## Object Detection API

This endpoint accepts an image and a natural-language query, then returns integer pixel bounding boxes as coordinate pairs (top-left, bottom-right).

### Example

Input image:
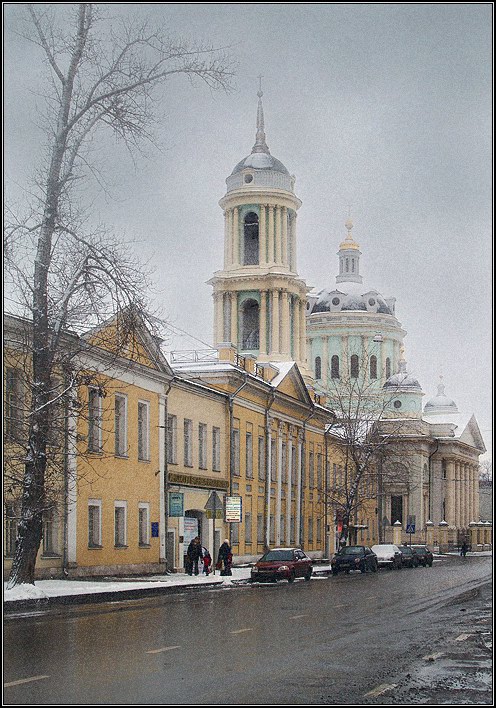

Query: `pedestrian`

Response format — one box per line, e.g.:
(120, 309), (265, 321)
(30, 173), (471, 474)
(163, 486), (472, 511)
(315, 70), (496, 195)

(201, 546), (212, 575)
(186, 536), (203, 576)
(460, 540), (468, 557)
(217, 538), (232, 576)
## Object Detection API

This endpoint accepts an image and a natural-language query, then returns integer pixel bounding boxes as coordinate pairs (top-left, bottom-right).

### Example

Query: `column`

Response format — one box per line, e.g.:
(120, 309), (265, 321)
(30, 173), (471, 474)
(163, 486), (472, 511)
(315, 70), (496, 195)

(299, 299), (306, 364)
(232, 207), (239, 266)
(446, 459), (456, 526)
(286, 437), (293, 544)
(296, 433), (302, 546)
(460, 464), (466, 528)
(468, 465), (474, 523)
(230, 292), (238, 347)
(281, 206), (288, 266)
(275, 206), (282, 264)
(473, 465), (479, 522)
(259, 290), (267, 355)
(268, 206), (275, 264)
(455, 461), (461, 528)
(223, 210), (229, 268)
(321, 336), (329, 388)
(293, 296), (300, 361)
(275, 423), (283, 545)
(259, 205), (267, 266)
(290, 212), (297, 272)
(281, 290), (290, 357)
(213, 293), (222, 345)
(271, 289), (280, 355)
(227, 209), (233, 267)
(265, 427), (272, 548)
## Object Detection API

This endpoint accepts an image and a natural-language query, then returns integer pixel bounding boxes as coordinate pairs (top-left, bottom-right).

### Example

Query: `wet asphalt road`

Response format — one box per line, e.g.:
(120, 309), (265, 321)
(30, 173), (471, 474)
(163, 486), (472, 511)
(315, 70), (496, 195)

(3, 555), (492, 705)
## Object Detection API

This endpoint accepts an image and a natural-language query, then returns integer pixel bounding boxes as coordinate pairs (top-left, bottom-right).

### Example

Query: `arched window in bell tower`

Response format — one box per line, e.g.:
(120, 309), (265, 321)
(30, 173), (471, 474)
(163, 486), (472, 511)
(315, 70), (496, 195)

(243, 212), (259, 265)
(350, 354), (359, 378)
(240, 298), (260, 350)
(315, 356), (322, 380)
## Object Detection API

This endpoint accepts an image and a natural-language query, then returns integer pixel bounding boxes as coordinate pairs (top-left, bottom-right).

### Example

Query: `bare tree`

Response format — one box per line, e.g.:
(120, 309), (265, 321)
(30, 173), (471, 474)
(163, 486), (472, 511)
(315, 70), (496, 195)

(320, 351), (422, 546)
(479, 459), (492, 482)
(4, 4), (235, 587)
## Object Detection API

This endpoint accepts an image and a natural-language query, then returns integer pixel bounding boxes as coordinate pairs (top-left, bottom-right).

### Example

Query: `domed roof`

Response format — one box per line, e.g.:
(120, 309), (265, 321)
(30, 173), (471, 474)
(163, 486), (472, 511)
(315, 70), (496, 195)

(310, 284), (394, 315)
(231, 152), (289, 175)
(424, 377), (458, 414)
(384, 351), (422, 391)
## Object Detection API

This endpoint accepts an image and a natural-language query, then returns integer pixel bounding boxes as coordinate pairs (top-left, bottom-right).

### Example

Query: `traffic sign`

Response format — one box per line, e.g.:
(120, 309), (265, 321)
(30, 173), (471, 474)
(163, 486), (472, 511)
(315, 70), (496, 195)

(406, 523), (416, 534)
(204, 491), (222, 512)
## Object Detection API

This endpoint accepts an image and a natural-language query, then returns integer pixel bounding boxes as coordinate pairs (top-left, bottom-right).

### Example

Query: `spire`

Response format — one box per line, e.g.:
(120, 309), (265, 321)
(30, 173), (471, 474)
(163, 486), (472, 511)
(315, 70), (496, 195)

(252, 75), (270, 154)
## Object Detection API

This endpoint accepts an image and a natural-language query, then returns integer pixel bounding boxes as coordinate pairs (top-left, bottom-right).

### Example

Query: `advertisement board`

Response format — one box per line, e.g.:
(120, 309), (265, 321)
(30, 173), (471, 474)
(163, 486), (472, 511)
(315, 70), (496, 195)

(225, 495), (242, 523)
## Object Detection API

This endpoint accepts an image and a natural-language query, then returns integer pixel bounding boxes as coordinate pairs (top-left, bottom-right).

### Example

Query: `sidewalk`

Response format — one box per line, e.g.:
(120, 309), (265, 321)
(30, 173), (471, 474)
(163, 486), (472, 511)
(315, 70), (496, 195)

(4, 567), (252, 611)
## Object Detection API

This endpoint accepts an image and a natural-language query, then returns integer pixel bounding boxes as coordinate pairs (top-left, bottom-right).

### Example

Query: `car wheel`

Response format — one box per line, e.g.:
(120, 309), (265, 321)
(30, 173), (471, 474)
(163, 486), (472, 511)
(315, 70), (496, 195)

(372, 561), (378, 573)
(360, 562), (366, 574)
(304, 569), (312, 581)
(288, 571), (296, 583)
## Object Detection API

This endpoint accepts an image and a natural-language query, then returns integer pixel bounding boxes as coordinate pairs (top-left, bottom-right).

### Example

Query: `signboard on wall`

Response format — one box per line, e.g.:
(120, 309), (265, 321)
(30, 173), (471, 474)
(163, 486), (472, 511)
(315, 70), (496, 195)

(225, 495), (242, 523)
(183, 517), (198, 547)
(169, 492), (184, 517)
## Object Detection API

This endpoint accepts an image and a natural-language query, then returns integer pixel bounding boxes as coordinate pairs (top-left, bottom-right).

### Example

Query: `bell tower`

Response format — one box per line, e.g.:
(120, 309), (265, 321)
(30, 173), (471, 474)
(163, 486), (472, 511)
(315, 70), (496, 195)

(209, 86), (309, 371)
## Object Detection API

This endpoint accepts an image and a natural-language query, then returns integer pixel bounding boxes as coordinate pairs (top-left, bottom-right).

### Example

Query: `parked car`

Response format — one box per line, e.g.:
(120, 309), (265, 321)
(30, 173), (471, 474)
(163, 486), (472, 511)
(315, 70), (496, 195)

(398, 545), (419, 568)
(251, 548), (313, 583)
(331, 546), (378, 575)
(410, 545), (433, 567)
(371, 543), (403, 569)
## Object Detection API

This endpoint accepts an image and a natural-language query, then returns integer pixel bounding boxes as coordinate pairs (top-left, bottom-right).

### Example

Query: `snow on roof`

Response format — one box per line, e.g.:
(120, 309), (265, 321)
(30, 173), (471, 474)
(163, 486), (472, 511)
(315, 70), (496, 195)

(422, 411), (472, 433)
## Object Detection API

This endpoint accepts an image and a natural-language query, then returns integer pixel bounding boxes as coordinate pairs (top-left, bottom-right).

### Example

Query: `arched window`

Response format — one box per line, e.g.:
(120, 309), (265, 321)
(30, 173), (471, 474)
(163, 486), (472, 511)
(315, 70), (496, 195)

(350, 354), (359, 378)
(345, 258), (349, 272)
(331, 355), (340, 379)
(243, 212), (259, 265)
(370, 355), (377, 379)
(351, 259), (355, 273)
(385, 357), (391, 380)
(241, 299), (259, 350)
(315, 356), (321, 380)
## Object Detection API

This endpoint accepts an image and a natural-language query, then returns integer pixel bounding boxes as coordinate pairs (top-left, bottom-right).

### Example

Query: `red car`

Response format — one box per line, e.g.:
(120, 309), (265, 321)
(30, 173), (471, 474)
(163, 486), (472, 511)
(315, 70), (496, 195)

(251, 548), (313, 583)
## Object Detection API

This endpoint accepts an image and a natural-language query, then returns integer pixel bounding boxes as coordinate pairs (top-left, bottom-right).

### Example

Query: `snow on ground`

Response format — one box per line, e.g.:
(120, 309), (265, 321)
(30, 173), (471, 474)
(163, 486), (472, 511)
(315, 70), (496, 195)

(4, 567), (252, 602)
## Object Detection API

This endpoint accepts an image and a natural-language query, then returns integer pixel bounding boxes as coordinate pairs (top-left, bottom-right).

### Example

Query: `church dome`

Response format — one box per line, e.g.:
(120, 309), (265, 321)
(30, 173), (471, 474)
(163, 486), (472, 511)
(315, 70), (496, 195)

(310, 283), (394, 315)
(424, 377), (458, 414)
(384, 371), (421, 391)
(231, 152), (289, 176)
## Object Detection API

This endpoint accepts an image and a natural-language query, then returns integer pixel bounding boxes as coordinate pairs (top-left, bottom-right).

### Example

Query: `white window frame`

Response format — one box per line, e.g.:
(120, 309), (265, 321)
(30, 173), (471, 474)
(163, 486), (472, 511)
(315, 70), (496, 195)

(115, 394), (128, 457)
(114, 500), (127, 547)
(184, 419), (193, 467)
(137, 400), (150, 462)
(199, 422), (208, 470)
(88, 499), (102, 547)
(212, 426), (221, 471)
(138, 502), (150, 546)
(88, 387), (102, 453)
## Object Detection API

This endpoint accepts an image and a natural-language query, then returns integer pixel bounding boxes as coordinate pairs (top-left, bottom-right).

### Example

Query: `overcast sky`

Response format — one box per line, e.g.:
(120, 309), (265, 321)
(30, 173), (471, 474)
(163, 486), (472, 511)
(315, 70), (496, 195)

(4, 3), (492, 459)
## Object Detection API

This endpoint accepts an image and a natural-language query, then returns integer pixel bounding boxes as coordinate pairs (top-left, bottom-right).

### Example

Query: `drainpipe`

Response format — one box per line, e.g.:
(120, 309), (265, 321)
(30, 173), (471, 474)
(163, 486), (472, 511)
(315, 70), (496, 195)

(162, 377), (173, 573)
(263, 389), (276, 551)
(228, 372), (249, 547)
(300, 404), (315, 549)
(324, 421), (336, 559)
(428, 440), (440, 524)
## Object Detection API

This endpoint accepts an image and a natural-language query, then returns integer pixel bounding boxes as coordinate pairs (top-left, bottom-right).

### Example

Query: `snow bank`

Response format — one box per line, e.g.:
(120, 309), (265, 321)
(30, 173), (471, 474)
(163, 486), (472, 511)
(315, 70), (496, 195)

(4, 583), (49, 602)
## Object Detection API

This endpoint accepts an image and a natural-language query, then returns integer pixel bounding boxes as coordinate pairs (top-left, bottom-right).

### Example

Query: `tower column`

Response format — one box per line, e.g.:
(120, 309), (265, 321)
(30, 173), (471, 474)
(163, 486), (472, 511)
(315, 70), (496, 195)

(281, 206), (288, 266)
(230, 291), (238, 347)
(293, 296), (300, 361)
(259, 290), (267, 355)
(223, 211), (229, 269)
(268, 206), (275, 264)
(213, 292), (222, 345)
(290, 212), (297, 272)
(271, 289), (280, 355)
(281, 290), (291, 357)
(232, 207), (239, 266)
(275, 206), (282, 264)
(299, 298), (306, 364)
(259, 205), (267, 266)
(227, 209), (233, 267)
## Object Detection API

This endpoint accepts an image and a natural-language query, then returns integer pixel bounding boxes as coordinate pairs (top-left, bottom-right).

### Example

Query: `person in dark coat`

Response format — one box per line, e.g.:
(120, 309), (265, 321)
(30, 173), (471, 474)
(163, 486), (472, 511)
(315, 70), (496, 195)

(217, 539), (232, 576)
(460, 540), (468, 557)
(186, 536), (203, 575)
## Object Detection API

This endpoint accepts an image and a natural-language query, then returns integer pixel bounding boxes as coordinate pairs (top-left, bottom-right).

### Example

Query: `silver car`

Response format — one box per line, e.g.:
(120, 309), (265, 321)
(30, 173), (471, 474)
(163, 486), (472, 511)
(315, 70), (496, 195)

(371, 543), (402, 569)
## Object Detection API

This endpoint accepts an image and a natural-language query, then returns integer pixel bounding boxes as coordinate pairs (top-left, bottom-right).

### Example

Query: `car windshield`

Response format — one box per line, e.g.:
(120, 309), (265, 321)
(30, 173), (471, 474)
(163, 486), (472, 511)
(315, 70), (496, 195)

(401, 547), (412, 555)
(259, 550), (293, 562)
(339, 547), (363, 556)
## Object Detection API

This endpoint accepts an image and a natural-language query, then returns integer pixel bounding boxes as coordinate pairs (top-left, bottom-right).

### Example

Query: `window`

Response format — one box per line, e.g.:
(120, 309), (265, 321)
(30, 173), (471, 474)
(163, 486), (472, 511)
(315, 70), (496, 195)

(370, 355), (377, 380)
(5, 504), (18, 557)
(231, 521), (239, 545)
(386, 357), (391, 380)
(290, 517), (295, 545)
(138, 503), (150, 546)
(243, 211), (259, 265)
(317, 517), (322, 544)
(138, 401), (150, 461)
(167, 414), (177, 464)
(309, 451), (315, 488)
(391, 495), (403, 525)
(241, 298), (260, 350)
(257, 514), (264, 544)
(258, 436), (265, 480)
(331, 355), (340, 379)
(291, 446), (297, 486)
(246, 431), (253, 478)
(270, 438), (277, 482)
(88, 388), (102, 453)
(350, 354), (359, 378)
(5, 368), (24, 441)
(42, 508), (58, 555)
(114, 501), (127, 547)
(114, 394), (127, 456)
(184, 419), (193, 467)
(88, 500), (102, 547)
(245, 512), (252, 544)
(199, 423), (208, 469)
(212, 427), (221, 471)
(233, 428), (240, 476)
(281, 442), (287, 483)
(308, 517), (313, 544)
(269, 514), (275, 545)
(315, 356), (322, 380)
(317, 452), (323, 489)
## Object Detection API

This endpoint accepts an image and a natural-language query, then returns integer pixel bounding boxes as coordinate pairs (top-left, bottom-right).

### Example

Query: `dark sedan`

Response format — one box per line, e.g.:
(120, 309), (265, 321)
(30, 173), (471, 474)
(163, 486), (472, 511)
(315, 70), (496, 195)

(410, 545), (434, 567)
(251, 548), (313, 583)
(399, 545), (419, 568)
(331, 546), (378, 575)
